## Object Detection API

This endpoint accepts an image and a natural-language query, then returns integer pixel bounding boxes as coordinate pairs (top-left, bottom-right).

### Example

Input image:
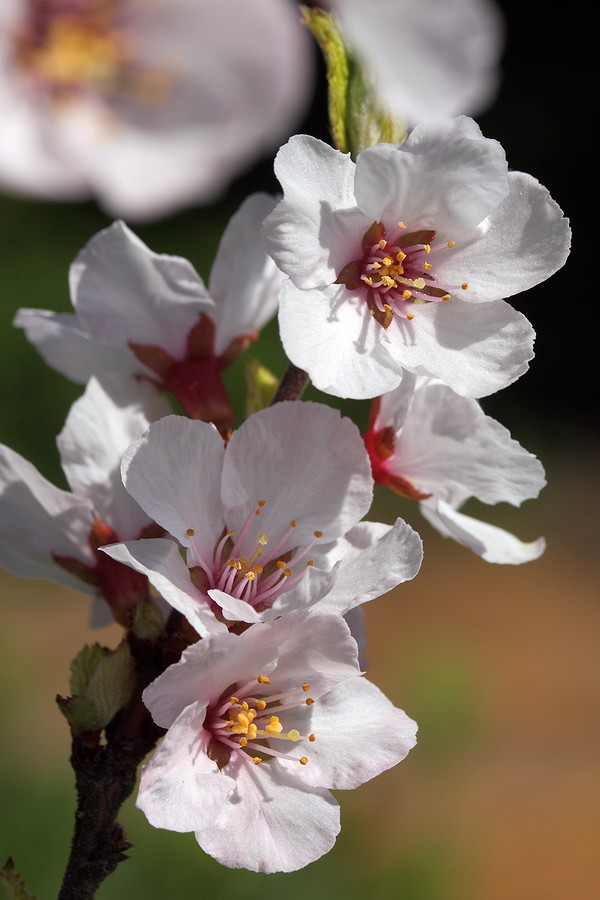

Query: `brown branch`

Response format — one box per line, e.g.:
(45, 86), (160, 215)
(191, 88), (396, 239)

(271, 362), (310, 404)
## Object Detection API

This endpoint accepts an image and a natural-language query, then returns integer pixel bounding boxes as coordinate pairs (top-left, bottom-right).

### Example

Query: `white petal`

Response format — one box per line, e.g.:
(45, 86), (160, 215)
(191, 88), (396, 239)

(264, 135), (366, 289)
(337, 0), (504, 121)
(121, 415), (225, 563)
(195, 756), (340, 873)
(208, 589), (264, 625)
(70, 221), (213, 356)
(279, 281), (404, 399)
(208, 192), (283, 355)
(101, 538), (223, 638)
(391, 382), (546, 505)
(440, 171), (571, 302)
(57, 375), (170, 538)
(0, 444), (94, 588)
(388, 298), (535, 397)
(355, 118), (509, 232)
(421, 500), (546, 564)
(222, 401), (373, 550)
(13, 309), (133, 384)
(137, 701), (234, 833)
(288, 677), (418, 790)
(318, 519), (423, 615)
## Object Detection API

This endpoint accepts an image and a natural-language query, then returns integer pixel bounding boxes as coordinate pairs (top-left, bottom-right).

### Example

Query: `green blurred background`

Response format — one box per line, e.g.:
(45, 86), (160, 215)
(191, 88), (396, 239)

(1, 1), (597, 898)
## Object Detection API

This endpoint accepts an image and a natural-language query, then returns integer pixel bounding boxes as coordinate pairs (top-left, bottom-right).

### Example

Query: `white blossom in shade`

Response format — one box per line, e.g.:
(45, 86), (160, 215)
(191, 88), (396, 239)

(14, 193), (284, 429)
(334, 0), (505, 123)
(364, 373), (547, 564)
(102, 401), (423, 631)
(0, 374), (188, 627)
(137, 609), (417, 872)
(263, 117), (571, 401)
(0, 0), (312, 220)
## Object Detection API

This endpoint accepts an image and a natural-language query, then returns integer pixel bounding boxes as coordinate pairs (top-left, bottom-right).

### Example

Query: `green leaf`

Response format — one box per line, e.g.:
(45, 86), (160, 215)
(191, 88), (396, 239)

(245, 357), (279, 417)
(57, 694), (102, 734)
(69, 643), (106, 696)
(64, 642), (134, 733)
(300, 6), (350, 153)
(1, 858), (37, 900)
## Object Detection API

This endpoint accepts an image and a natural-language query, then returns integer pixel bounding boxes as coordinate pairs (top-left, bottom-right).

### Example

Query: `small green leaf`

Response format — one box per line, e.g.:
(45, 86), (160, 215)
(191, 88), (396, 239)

(69, 643), (106, 696)
(1, 858), (37, 900)
(300, 6), (350, 153)
(245, 357), (279, 417)
(65, 642), (134, 732)
(57, 694), (102, 734)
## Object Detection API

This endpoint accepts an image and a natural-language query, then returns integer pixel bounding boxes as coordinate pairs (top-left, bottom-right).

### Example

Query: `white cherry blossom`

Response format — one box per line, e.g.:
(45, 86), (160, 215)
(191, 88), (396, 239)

(0, 0), (311, 219)
(334, 0), (505, 123)
(365, 374), (547, 564)
(263, 117), (571, 400)
(0, 374), (184, 627)
(15, 193), (283, 429)
(137, 609), (417, 872)
(103, 401), (423, 633)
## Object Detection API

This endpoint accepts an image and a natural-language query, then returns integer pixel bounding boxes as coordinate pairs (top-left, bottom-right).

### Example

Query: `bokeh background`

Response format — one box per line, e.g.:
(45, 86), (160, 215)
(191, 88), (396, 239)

(1, 1), (597, 898)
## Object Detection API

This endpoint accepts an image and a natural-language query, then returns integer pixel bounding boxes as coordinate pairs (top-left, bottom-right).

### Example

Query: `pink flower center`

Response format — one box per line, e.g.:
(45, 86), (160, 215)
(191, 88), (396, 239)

(185, 502), (324, 614)
(336, 221), (468, 329)
(205, 674), (315, 769)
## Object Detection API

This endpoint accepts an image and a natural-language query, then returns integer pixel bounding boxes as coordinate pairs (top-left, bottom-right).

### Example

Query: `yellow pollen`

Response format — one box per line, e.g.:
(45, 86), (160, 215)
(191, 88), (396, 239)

(402, 290), (412, 300)
(382, 256), (393, 267)
(424, 244), (431, 254)
(309, 733), (316, 742)
(185, 528), (195, 536)
(228, 558), (242, 570)
(423, 262), (432, 270)
(245, 571), (256, 581)
(288, 729), (300, 742)
(257, 675), (271, 685)
(306, 560), (314, 567)
(264, 716), (283, 734)
(253, 757), (262, 765)
(257, 700), (267, 710)
(462, 282), (469, 290)
(406, 313), (415, 321)
(276, 560), (286, 570)
(398, 221), (407, 229)
(313, 530), (323, 538)
(258, 500), (266, 507)
(300, 757), (308, 765)
(240, 701), (249, 711)
(381, 275), (397, 288)
(230, 697), (240, 706)
(302, 683), (311, 692)
(372, 261), (382, 270)
(289, 520), (297, 528)
(248, 724), (257, 739)
(283, 568), (293, 578)
(305, 697), (315, 706)
(363, 276), (373, 286)
(252, 564), (264, 574)
(396, 251), (406, 262)
(258, 534), (268, 548)
(383, 304), (392, 313)
(447, 240), (457, 248)
(442, 293), (451, 301)
(237, 713), (250, 727)
(378, 239), (387, 249)
(239, 737), (247, 747)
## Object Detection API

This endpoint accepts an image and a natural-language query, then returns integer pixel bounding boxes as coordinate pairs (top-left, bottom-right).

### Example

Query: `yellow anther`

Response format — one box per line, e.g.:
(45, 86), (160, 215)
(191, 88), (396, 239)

(258, 500), (266, 507)
(257, 675), (271, 685)
(309, 733), (316, 742)
(423, 262), (432, 270)
(252, 564), (264, 574)
(306, 560), (314, 567)
(264, 717), (283, 735)
(257, 700), (267, 710)
(447, 240), (456, 248)
(300, 757), (308, 765)
(406, 313), (415, 321)
(382, 256), (393, 267)
(424, 244), (431, 254)
(283, 568), (293, 578)
(305, 697), (315, 706)
(288, 730), (300, 742)
(238, 737), (247, 747)
(461, 282), (469, 290)
(277, 560), (286, 570)
(228, 558), (242, 570)
(383, 304), (392, 313)
(381, 275), (397, 288)
(237, 713), (250, 728)
(230, 697), (240, 706)
(396, 251), (406, 261)
(402, 290), (412, 300)
(442, 293), (451, 301)
(372, 261), (382, 270)
(253, 757), (262, 765)
(302, 683), (311, 692)
(398, 221), (407, 229)
(185, 528), (195, 536)
(362, 276), (373, 286)
(378, 239), (387, 249)
(247, 724), (257, 739)
(258, 533), (268, 546)
(289, 520), (297, 528)
(313, 530), (323, 538)
(241, 701), (249, 711)
(245, 571), (256, 581)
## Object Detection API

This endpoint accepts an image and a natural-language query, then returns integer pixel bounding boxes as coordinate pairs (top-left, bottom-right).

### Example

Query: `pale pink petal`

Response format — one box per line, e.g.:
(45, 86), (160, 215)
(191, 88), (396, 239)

(421, 500), (546, 564)
(121, 416), (225, 563)
(137, 701), (234, 832)
(13, 309), (133, 383)
(317, 519), (423, 615)
(70, 221), (213, 356)
(222, 402), (374, 550)
(101, 538), (223, 638)
(208, 192), (283, 355)
(354, 118), (508, 232)
(57, 375), (170, 538)
(194, 757), (340, 873)
(208, 589), (264, 625)
(279, 281), (404, 399)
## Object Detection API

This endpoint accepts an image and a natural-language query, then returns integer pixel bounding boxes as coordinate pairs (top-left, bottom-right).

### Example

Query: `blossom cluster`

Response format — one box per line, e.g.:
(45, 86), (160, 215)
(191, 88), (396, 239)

(0, 0), (571, 885)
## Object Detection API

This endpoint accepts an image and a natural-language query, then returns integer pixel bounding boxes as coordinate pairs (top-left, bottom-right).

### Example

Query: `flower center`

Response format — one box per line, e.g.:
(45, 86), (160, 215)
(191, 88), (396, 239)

(13, 1), (172, 105)
(185, 501), (323, 614)
(336, 221), (468, 329)
(206, 674), (315, 768)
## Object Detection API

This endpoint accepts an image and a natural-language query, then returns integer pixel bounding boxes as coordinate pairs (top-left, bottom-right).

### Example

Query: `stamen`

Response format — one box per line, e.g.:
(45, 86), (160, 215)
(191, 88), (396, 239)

(185, 528), (195, 536)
